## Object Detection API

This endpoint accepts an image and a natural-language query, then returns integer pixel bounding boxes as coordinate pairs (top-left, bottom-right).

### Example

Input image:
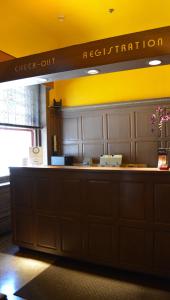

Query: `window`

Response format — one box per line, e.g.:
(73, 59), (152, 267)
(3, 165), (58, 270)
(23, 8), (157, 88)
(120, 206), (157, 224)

(0, 85), (39, 127)
(0, 127), (34, 176)
(0, 85), (40, 178)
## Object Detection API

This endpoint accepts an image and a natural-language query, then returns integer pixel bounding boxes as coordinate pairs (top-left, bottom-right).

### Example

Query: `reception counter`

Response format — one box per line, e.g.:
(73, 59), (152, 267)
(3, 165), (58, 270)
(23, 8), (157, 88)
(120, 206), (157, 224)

(10, 166), (170, 277)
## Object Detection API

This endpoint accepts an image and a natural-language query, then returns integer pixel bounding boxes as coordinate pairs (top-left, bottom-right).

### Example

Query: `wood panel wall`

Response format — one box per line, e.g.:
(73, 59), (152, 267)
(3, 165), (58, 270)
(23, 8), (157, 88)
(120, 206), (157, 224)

(61, 99), (170, 167)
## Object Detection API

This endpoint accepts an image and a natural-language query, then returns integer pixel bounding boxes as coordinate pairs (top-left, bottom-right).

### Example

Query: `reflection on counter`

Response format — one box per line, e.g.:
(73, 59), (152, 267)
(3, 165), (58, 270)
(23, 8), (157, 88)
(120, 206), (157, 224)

(121, 163), (148, 168)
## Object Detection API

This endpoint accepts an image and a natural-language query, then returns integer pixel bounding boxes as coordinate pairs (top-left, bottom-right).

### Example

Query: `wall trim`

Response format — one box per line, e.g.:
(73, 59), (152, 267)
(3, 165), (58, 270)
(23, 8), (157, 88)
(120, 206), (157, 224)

(62, 97), (170, 113)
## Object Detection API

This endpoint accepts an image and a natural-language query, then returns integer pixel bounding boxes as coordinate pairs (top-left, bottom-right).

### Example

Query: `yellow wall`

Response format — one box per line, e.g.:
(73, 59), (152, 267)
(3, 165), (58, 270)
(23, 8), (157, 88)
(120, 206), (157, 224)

(49, 65), (170, 107)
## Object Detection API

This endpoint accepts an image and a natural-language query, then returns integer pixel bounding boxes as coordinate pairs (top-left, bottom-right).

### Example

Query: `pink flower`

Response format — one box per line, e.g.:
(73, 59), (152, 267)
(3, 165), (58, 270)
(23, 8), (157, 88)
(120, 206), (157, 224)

(151, 106), (170, 132)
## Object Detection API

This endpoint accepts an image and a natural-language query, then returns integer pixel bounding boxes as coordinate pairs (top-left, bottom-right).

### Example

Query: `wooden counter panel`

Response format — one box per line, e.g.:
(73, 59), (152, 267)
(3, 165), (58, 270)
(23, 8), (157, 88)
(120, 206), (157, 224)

(14, 212), (34, 246)
(120, 182), (146, 220)
(154, 184), (170, 224)
(154, 231), (170, 271)
(61, 179), (82, 216)
(85, 180), (117, 218)
(60, 217), (83, 256)
(10, 166), (170, 277)
(36, 215), (59, 250)
(35, 177), (58, 213)
(0, 185), (11, 235)
(12, 176), (33, 210)
(87, 223), (114, 264)
(119, 227), (153, 269)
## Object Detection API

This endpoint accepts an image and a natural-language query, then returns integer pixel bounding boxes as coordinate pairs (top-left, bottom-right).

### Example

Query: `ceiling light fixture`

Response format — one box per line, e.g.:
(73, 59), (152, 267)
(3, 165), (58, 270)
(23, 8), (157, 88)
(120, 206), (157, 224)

(58, 15), (65, 22)
(87, 69), (100, 75)
(108, 8), (114, 13)
(148, 60), (162, 66)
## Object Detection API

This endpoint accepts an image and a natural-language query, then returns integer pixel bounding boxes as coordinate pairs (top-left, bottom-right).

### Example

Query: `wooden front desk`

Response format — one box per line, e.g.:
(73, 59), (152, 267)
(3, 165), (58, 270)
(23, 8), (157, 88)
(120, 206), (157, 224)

(10, 166), (170, 277)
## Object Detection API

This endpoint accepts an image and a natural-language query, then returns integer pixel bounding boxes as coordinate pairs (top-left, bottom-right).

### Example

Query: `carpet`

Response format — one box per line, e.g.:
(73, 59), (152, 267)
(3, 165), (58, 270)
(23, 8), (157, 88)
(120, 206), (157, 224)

(15, 258), (170, 300)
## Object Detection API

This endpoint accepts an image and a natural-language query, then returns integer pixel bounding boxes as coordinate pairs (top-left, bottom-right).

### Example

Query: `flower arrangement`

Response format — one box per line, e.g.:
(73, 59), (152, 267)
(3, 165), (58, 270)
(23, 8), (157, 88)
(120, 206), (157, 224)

(151, 106), (170, 132)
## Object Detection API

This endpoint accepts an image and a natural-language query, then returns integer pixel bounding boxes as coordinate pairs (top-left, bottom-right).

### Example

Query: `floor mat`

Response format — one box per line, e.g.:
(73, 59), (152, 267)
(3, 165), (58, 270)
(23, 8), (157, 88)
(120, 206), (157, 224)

(15, 258), (170, 300)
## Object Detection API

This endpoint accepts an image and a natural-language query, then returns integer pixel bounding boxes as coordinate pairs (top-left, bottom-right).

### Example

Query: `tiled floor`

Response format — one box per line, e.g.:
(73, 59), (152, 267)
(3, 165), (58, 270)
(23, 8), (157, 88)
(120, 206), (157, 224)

(0, 234), (55, 300)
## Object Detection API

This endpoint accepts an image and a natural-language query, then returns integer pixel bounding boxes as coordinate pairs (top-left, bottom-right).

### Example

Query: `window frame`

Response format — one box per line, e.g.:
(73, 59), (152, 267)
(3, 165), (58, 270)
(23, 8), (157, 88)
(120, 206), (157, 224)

(0, 126), (39, 181)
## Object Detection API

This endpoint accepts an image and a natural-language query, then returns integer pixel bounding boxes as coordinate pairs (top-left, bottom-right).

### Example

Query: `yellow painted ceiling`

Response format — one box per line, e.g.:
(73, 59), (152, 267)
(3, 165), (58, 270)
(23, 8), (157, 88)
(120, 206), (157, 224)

(0, 0), (170, 58)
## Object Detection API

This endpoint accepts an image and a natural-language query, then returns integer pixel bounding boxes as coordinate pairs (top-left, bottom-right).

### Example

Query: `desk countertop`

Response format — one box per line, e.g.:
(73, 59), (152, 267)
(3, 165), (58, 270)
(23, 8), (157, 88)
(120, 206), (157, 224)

(9, 165), (170, 173)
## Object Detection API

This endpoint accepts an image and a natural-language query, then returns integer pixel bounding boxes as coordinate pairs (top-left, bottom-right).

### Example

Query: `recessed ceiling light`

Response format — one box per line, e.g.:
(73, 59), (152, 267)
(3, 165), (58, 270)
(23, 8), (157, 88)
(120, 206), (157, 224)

(58, 15), (65, 22)
(108, 8), (115, 13)
(148, 60), (162, 66)
(87, 69), (100, 75)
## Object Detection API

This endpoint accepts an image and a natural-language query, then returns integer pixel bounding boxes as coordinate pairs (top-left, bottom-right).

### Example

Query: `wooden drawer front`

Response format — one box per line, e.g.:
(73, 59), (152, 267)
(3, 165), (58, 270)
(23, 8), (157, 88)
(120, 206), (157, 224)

(154, 184), (170, 224)
(154, 231), (170, 271)
(13, 177), (33, 209)
(120, 182), (146, 220)
(119, 226), (153, 269)
(86, 223), (116, 264)
(0, 188), (10, 211)
(86, 180), (118, 218)
(60, 218), (83, 256)
(14, 213), (34, 245)
(35, 177), (58, 213)
(36, 215), (59, 250)
(0, 186), (11, 234)
(60, 180), (82, 216)
(0, 216), (11, 234)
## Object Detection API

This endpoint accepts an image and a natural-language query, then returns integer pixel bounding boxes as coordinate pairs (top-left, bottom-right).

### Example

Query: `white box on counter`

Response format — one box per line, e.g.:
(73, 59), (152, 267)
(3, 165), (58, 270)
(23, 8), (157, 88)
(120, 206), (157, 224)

(100, 154), (122, 166)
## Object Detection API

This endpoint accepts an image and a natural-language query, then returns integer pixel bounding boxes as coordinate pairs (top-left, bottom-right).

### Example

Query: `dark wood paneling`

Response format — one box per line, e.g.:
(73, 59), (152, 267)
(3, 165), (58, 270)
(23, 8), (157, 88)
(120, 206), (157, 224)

(47, 108), (61, 160)
(0, 185), (11, 235)
(63, 117), (79, 140)
(62, 99), (170, 167)
(83, 143), (104, 159)
(60, 218), (83, 255)
(14, 213), (34, 245)
(163, 106), (170, 137)
(154, 184), (170, 224)
(61, 179), (82, 216)
(63, 144), (80, 157)
(135, 110), (159, 138)
(107, 112), (131, 139)
(119, 227), (152, 268)
(86, 180), (117, 218)
(36, 215), (59, 250)
(10, 166), (170, 277)
(0, 187), (10, 214)
(35, 177), (55, 212)
(108, 142), (132, 163)
(87, 223), (114, 263)
(13, 177), (33, 209)
(154, 231), (170, 271)
(120, 182), (146, 220)
(82, 115), (104, 140)
(135, 141), (160, 166)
